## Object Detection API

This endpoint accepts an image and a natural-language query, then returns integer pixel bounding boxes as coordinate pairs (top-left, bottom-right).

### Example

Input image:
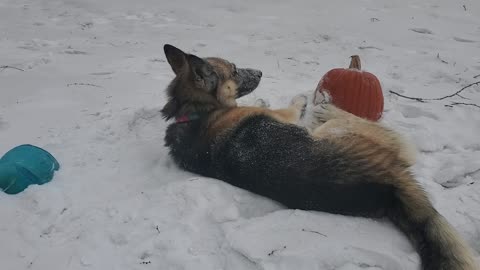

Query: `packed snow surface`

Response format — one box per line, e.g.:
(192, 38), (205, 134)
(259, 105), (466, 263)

(1, 0), (480, 269)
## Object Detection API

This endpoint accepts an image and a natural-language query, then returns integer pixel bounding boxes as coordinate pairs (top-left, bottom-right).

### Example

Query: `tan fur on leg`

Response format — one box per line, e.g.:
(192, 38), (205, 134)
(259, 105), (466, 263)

(310, 104), (417, 166)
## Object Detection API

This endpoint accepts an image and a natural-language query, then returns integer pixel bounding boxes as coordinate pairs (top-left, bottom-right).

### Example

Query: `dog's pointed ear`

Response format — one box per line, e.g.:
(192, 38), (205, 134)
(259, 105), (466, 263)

(187, 54), (214, 80)
(164, 44), (186, 75)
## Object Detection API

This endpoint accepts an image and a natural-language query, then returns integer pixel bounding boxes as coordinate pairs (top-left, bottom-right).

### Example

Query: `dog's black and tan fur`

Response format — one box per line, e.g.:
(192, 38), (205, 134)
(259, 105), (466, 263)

(161, 44), (477, 270)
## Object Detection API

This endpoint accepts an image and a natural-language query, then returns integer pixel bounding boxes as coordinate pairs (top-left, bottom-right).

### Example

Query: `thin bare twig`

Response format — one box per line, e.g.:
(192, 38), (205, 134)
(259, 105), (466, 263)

(268, 246), (287, 256)
(456, 94), (470, 100)
(445, 102), (480, 109)
(389, 81), (480, 102)
(388, 91), (426, 102)
(436, 53), (448, 64)
(301, 228), (327, 237)
(0, 65), (25, 72)
(434, 81), (480, 100)
(474, 74), (480, 79)
(67, 83), (102, 88)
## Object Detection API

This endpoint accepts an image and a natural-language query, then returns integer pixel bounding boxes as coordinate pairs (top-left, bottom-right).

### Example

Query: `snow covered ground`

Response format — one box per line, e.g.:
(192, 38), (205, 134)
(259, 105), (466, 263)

(1, 0), (480, 269)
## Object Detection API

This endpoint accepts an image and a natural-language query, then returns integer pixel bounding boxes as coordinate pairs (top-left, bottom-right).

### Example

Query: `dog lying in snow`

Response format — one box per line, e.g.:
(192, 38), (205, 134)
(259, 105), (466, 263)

(160, 44), (477, 270)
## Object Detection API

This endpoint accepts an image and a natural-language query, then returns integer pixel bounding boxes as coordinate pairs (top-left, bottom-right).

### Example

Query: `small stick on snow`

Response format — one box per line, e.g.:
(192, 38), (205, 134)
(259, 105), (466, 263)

(463, 4), (467, 11)
(268, 245), (287, 256)
(301, 228), (327, 237)
(389, 81), (480, 102)
(432, 81), (480, 101)
(67, 83), (102, 88)
(445, 102), (480, 109)
(456, 94), (470, 100)
(473, 74), (480, 79)
(389, 91), (426, 102)
(0, 65), (25, 72)
(436, 53), (448, 64)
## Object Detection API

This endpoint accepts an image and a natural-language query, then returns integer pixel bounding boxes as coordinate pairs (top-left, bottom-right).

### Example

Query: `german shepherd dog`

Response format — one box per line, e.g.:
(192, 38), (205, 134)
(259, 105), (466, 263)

(161, 44), (477, 270)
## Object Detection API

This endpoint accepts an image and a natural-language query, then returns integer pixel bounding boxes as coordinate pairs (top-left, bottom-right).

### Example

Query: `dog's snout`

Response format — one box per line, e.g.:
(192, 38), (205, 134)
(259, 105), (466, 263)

(235, 68), (263, 98)
(247, 69), (262, 78)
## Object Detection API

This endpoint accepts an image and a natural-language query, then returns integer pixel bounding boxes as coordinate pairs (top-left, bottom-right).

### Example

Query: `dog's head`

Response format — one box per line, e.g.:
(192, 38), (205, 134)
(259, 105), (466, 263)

(161, 44), (262, 119)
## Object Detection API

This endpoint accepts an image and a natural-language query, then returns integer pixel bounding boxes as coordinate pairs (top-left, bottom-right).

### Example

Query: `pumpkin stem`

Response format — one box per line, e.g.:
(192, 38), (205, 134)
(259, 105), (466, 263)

(349, 55), (361, 70)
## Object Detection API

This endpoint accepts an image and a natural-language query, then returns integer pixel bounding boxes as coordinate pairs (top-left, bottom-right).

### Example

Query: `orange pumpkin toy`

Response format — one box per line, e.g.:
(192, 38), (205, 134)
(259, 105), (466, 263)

(314, 55), (384, 121)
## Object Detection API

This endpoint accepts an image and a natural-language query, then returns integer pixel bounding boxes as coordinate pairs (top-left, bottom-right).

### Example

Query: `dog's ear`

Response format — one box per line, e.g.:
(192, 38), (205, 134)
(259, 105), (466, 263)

(161, 98), (178, 120)
(187, 54), (214, 81)
(164, 44), (186, 75)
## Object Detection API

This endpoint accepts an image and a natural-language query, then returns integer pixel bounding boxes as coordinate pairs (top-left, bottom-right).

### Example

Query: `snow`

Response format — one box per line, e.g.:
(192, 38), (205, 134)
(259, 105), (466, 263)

(1, 0), (480, 269)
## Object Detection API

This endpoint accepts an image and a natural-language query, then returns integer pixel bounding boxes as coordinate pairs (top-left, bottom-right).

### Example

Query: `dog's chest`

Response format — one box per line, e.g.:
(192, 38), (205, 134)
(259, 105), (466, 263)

(164, 122), (212, 175)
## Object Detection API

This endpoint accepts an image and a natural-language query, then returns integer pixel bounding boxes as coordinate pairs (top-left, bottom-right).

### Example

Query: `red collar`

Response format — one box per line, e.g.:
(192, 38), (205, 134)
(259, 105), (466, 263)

(175, 113), (202, 123)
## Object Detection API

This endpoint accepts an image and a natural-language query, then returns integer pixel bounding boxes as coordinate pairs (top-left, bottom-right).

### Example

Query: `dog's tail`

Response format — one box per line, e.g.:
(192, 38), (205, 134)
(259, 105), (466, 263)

(388, 178), (477, 270)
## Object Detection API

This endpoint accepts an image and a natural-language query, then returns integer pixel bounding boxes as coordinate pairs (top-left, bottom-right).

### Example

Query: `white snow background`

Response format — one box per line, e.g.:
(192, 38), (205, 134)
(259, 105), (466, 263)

(1, 0), (480, 269)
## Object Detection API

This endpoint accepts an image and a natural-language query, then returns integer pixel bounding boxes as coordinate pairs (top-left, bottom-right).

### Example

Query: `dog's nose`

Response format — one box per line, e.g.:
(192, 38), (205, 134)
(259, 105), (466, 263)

(251, 69), (262, 78)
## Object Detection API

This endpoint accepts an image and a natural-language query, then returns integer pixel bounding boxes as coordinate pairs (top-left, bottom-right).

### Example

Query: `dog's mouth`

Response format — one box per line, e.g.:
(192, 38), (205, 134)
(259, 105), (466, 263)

(235, 68), (263, 98)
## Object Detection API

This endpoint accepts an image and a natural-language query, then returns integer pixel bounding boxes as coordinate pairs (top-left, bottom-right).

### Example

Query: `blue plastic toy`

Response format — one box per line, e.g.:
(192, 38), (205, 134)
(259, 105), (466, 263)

(0, 144), (60, 194)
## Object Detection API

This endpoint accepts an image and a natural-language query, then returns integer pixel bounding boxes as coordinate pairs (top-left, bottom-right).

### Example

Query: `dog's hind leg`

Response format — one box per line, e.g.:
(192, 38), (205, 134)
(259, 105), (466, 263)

(310, 103), (416, 165)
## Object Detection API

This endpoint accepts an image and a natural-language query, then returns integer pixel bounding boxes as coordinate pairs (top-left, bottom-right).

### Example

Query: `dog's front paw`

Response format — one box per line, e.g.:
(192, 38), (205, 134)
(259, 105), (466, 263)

(313, 90), (332, 105)
(290, 94), (308, 118)
(254, 98), (270, 108)
(310, 103), (338, 126)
